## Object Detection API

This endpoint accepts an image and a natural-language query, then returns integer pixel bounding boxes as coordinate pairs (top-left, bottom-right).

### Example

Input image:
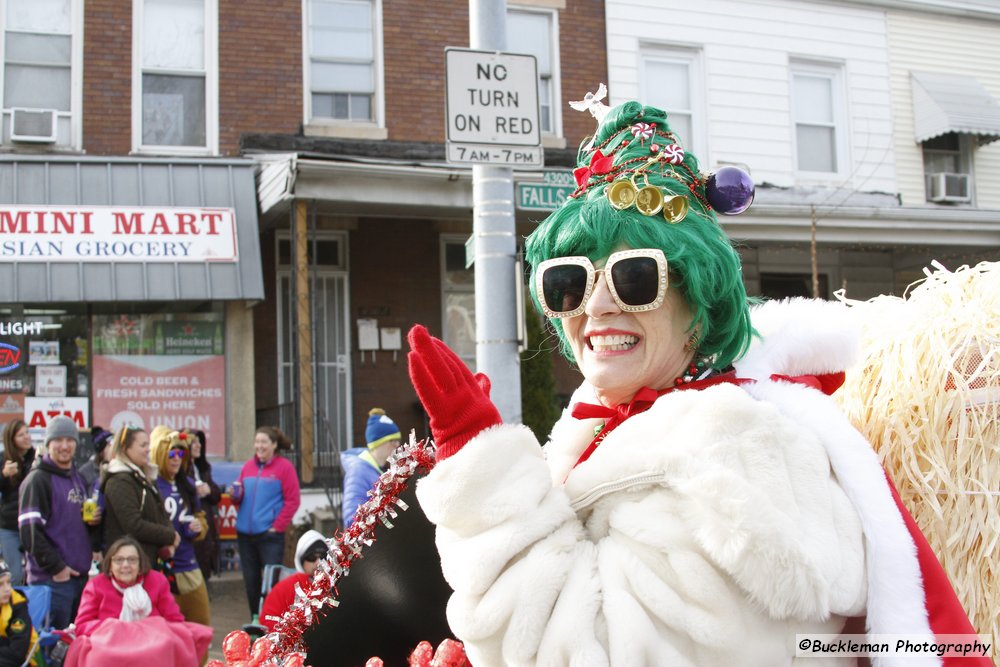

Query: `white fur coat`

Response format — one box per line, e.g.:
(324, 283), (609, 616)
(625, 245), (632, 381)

(416, 299), (938, 667)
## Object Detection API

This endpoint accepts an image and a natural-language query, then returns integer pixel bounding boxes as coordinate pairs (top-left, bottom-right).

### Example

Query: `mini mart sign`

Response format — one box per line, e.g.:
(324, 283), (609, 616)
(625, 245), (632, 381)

(0, 205), (238, 262)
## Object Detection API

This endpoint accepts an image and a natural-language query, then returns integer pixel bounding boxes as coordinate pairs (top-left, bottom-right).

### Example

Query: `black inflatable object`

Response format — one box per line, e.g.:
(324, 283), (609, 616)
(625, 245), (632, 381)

(303, 476), (454, 666)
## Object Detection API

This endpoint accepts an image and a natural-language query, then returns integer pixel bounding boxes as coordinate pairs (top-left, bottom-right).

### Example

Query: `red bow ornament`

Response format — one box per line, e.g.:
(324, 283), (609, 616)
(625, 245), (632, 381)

(574, 149), (614, 187)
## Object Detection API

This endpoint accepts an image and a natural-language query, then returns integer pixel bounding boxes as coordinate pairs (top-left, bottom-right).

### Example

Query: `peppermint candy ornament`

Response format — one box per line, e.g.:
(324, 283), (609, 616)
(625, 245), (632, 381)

(631, 122), (654, 144)
(660, 144), (685, 164)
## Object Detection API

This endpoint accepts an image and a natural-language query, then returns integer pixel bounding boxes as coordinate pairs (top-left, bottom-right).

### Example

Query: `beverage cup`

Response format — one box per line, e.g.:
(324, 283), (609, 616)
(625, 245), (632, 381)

(82, 497), (98, 522)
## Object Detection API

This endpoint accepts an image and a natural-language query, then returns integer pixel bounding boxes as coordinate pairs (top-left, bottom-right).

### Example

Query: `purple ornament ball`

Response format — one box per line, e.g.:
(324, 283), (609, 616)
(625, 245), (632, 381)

(705, 166), (755, 215)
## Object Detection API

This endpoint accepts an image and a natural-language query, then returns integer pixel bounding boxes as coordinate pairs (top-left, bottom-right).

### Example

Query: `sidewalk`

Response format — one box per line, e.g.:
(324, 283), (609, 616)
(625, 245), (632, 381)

(206, 570), (252, 662)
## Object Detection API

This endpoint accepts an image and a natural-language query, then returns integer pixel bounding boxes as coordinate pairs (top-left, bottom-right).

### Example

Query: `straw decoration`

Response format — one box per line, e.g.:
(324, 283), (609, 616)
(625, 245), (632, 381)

(835, 260), (1000, 643)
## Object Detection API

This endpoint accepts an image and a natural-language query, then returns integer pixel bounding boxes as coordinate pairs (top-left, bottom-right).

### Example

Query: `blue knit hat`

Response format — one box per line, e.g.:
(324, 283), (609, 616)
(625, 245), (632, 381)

(365, 408), (401, 449)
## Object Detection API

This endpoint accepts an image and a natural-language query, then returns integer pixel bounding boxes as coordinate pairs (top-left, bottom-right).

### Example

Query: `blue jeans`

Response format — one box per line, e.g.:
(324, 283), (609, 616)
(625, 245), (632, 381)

(48, 574), (87, 629)
(0, 528), (24, 586)
(236, 531), (284, 617)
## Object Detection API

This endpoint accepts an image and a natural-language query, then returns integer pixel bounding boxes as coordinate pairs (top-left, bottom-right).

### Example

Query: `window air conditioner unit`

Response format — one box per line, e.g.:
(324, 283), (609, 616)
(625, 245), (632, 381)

(928, 172), (971, 203)
(10, 108), (57, 143)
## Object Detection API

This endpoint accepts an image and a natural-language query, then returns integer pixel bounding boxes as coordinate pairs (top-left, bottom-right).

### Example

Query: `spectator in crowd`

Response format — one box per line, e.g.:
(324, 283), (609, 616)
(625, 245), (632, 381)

(149, 427), (210, 626)
(78, 427), (113, 556)
(259, 529), (328, 632)
(230, 426), (300, 619)
(189, 430), (221, 582)
(67, 536), (211, 667)
(340, 408), (401, 527)
(72, 536), (184, 634)
(0, 419), (34, 585)
(101, 426), (178, 568)
(18, 416), (96, 629)
(0, 559), (35, 667)
(78, 427), (113, 493)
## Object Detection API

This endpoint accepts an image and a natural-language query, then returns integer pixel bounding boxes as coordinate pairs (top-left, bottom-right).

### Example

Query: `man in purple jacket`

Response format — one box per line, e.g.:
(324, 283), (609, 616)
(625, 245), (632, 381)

(18, 416), (96, 629)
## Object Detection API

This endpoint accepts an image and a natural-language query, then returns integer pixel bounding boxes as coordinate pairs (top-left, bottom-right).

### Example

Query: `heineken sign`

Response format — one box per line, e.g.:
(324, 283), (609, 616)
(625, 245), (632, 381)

(154, 322), (224, 355)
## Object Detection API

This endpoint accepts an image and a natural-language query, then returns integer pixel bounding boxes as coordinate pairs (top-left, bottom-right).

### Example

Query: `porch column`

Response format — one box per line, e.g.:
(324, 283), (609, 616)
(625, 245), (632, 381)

(294, 199), (315, 483)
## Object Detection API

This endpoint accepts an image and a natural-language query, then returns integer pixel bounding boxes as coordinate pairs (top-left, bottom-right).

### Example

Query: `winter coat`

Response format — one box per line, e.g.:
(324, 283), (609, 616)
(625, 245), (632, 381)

(259, 571), (308, 633)
(340, 448), (382, 527)
(416, 299), (949, 667)
(233, 456), (300, 536)
(18, 456), (93, 583)
(73, 570), (184, 637)
(101, 460), (175, 565)
(0, 447), (35, 531)
(0, 589), (35, 667)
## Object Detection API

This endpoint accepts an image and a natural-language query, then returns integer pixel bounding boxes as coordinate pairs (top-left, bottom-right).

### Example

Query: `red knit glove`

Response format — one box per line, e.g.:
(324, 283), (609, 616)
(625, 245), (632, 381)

(407, 325), (502, 460)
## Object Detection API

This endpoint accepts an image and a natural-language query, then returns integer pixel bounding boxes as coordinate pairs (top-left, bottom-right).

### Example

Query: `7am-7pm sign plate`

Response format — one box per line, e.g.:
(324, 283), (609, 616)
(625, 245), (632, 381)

(447, 143), (543, 166)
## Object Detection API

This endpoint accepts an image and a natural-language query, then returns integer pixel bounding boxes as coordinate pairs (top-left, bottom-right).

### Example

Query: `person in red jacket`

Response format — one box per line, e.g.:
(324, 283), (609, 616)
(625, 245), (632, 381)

(259, 529), (328, 632)
(67, 536), (211, 666)
(72, 536), (185, 636)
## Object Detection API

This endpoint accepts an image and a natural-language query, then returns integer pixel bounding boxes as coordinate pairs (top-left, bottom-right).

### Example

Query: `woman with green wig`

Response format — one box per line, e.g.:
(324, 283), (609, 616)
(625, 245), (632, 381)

(406, 94), (981, 666)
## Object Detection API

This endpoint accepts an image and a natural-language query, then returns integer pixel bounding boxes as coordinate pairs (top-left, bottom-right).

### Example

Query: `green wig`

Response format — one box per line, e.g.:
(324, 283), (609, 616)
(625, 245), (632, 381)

(524, 101), (753, 369)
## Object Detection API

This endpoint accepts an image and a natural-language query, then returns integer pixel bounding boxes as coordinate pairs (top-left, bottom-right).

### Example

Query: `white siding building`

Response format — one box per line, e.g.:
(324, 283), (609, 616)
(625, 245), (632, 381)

(603, 0), (1000, 298)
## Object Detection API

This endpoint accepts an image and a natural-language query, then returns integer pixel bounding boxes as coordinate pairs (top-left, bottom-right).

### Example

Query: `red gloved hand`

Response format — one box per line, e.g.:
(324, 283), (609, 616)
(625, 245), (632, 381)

(407, 325), (502, 460)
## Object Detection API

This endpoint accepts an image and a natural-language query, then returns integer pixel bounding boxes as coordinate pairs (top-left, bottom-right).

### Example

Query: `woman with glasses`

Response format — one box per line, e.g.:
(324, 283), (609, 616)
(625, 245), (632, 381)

(406, 98), (981, 666)
(68, 536), (211, 666)
(150, 427), (210, 626)
(101, 426), (179, 568)
(72, 536), (183, 635)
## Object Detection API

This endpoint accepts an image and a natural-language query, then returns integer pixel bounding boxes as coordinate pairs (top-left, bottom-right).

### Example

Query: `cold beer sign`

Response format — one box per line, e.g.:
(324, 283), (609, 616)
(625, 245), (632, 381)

(445, 48), (543, 167)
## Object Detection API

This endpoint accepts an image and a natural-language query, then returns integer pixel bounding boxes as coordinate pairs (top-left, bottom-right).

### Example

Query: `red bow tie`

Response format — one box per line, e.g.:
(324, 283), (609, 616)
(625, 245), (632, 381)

(568, 371), (845, 469)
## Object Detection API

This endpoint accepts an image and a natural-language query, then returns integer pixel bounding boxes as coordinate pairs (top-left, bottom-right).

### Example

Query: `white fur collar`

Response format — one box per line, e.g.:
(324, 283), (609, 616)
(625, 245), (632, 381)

(544, 298), (860, 481)
(735, 297), (860, 380)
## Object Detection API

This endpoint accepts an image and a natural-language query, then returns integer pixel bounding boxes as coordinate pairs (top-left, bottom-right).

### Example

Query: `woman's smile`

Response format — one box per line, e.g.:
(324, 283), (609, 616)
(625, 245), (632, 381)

(586, 329), (641, 353)
(566, 268), (694, 407)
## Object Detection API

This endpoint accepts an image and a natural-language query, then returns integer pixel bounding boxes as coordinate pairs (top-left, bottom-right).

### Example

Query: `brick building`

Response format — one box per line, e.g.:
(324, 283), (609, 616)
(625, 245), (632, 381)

(0, 0), (607, 511)
(241, 0), (608, 492)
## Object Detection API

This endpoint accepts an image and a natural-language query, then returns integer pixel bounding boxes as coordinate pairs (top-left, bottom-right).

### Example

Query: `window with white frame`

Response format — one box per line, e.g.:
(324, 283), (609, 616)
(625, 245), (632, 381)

(507, 7), (559, 136)
(135, 0), (217, 152)
(922, 133), (973, 204)
(306, 0), (381, 123)
(441, 237), (476, 368)
(791, 61), (845, 174)
(1, 0), (79, 147)
(639, 47), (703, 157)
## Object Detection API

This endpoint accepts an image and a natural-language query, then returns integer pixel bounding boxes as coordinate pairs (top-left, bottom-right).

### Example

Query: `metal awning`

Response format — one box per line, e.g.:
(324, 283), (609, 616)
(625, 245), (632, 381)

(911, 71), (1000, 145)
(0, 155), (264, 302)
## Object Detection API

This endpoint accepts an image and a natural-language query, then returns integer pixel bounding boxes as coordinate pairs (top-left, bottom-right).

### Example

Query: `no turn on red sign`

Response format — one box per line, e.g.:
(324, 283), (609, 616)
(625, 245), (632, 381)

(445, 47), (543, 167)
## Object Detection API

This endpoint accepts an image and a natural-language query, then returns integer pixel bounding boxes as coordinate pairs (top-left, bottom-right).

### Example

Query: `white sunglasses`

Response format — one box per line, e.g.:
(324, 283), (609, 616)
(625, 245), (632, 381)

(535, 248), (669, 318)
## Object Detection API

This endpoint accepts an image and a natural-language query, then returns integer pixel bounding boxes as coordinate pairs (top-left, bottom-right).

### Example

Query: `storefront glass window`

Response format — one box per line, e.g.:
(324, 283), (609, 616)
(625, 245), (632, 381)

(0, 302), (227, 457)
(91, 306), (226, 456)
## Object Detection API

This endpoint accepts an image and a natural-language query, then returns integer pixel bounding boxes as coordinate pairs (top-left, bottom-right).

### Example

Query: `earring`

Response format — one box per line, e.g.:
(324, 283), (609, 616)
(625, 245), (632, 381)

(684, 329), (700, 352)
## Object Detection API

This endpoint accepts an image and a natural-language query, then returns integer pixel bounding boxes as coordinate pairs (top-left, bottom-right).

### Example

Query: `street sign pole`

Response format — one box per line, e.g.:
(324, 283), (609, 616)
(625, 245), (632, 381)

(468, 0), (522, 424)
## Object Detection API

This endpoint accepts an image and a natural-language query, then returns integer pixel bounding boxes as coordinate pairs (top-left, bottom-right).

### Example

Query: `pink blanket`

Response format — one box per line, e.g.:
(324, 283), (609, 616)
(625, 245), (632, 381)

(65, 615), (212, 667)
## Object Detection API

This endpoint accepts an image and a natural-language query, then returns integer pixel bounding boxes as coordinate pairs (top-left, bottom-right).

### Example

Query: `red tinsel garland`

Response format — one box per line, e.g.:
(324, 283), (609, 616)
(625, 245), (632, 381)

(227, 435), (438, 665)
